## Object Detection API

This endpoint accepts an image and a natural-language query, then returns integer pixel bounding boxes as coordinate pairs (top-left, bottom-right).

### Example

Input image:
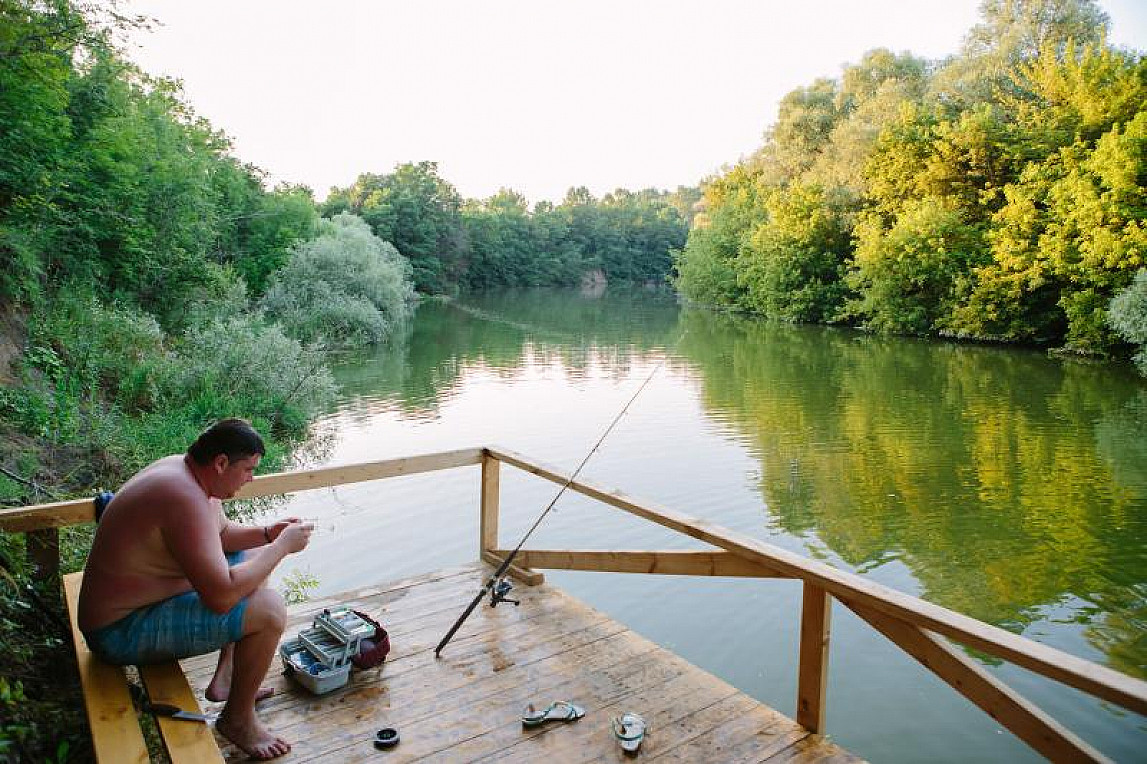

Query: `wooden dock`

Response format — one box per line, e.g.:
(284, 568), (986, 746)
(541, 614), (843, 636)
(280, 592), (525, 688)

(14, 447), (1138, 761)
(182, 563), (863, 763)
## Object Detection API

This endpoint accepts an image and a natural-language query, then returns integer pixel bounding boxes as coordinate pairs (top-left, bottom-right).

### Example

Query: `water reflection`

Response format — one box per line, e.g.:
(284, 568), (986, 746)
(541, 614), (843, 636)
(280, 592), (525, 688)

(328, 291), (1147, 676)
(674, 309), (1147, 676)
(306, 287), (1146, 759)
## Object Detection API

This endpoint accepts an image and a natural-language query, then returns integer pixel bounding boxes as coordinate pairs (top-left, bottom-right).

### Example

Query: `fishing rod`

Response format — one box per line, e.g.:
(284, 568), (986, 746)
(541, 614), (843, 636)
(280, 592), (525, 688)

(434, 333), (685, 656)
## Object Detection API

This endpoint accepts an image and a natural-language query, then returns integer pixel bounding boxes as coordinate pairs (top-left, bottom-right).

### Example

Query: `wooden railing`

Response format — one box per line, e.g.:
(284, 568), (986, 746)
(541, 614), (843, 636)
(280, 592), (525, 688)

(2, 445), (1144, 763)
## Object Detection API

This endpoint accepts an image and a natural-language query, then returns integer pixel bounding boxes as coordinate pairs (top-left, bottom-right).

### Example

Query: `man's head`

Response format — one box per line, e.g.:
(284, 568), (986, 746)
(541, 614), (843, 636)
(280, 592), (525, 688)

(187, 418), (266, 498)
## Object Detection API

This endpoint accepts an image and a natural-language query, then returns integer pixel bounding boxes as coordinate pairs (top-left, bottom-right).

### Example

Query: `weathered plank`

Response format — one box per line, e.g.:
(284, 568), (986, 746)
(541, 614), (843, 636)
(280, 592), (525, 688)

(796, 583), (832, 733)
(181, 564), (860, 763)
(235, 447), (482, 499)
(497, 548), (786, 578)
(481, 549), (546, 585)
(62, 572), (149, 764)
(138, 662), (224, 763)
(0, 497), (95, 531)
(848, 603), (1110, 764)
(480, 453), (500, 554)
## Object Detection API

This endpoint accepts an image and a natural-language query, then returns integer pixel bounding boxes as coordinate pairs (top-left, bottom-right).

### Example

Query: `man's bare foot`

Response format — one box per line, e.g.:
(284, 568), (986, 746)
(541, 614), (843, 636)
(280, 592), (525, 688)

(216, 713), (290, 760)
(205, 684), (274, 703)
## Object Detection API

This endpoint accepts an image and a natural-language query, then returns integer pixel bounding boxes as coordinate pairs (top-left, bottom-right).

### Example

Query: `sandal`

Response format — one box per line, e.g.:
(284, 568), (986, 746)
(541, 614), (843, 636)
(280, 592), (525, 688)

(520, 700), (585, 727)
(612, 713), (647, 754)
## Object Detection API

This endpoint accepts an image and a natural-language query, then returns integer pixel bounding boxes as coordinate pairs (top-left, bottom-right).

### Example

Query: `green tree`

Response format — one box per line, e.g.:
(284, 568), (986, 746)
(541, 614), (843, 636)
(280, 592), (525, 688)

(849, 198), (986, 334)
(1109, 270), (1147, 374)
(737, 185), (851, 322)
(931, 0), (1109, 106)
(234, 183), (319, 295)
(673, 165), (766, 307)
(261, 213), (414, 346)
(325, 162), (466, 293)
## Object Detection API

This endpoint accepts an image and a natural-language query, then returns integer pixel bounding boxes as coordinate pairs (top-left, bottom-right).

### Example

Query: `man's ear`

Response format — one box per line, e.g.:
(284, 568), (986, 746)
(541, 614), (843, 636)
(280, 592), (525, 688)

(212, 453), (230, 474)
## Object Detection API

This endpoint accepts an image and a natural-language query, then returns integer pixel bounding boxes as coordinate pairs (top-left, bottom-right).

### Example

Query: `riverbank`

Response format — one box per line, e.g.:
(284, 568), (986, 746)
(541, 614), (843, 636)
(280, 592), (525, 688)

(0, 291), (339, 760)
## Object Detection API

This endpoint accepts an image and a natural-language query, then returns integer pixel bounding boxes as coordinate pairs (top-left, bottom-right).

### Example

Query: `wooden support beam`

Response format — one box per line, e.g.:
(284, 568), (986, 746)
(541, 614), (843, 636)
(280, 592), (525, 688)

(28, 527), (60, 582)
(487, 445), (1147, 716)
(492, 549), (787, 578)
(235, 447), (483, 499)
(480, 550), (544, 586)
(0, 497), (95, 532)
(848, 602), (1111, 764)
(796, 583), (832, 733)
(2, 448), (484, 533)
(479, 453), (500, 555)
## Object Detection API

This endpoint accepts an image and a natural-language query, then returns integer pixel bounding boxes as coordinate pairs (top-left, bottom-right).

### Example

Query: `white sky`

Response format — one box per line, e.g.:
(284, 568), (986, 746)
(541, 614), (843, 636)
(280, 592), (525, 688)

(119, 0), (1146, 204)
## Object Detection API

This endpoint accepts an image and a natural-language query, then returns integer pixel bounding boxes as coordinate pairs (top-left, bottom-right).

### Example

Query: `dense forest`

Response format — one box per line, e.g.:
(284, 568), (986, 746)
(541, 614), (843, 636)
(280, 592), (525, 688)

(0, 2), (690, 759)
(0, 0), (692, 501)
(323, 164), (696, 293)
(674, 0), (1147, 367)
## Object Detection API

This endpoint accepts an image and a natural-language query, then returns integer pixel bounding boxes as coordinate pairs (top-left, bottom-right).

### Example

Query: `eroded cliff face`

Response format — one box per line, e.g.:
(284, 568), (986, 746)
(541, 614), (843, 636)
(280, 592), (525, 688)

(0, 306), (24, 384)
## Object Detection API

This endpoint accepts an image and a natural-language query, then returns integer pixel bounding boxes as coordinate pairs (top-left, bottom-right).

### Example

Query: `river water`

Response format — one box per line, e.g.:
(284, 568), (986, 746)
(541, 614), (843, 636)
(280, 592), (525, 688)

(268, 288), (1147, 762)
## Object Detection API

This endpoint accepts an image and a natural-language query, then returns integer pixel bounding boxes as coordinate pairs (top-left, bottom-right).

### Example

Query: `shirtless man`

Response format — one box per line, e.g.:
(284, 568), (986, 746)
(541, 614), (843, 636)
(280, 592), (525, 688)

(78, 419), (312, 760)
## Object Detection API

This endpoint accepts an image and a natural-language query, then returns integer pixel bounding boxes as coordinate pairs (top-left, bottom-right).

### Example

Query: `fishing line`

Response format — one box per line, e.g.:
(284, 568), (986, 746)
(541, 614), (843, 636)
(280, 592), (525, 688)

(447, 300), (579, 343)
(434, 330), (686, 656)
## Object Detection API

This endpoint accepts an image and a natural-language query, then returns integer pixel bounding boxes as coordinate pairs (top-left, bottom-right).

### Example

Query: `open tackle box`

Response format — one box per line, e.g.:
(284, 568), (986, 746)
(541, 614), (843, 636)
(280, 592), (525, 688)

(279, 606), (375, 694)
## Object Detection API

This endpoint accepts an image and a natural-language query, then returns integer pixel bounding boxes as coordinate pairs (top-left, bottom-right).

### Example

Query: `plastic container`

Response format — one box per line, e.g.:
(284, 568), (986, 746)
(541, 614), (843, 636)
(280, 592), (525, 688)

(280, 606), (374, 694)
(280, 637), (352, 694)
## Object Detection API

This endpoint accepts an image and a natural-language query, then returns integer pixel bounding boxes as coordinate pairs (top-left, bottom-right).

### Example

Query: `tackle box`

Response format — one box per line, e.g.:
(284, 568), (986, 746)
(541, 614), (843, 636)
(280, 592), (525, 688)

(279, 607), (374, 694)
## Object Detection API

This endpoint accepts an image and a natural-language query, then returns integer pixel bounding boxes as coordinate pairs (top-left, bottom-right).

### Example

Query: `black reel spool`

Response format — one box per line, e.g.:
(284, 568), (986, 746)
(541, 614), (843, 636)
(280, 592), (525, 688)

(490, 578), (519, 607)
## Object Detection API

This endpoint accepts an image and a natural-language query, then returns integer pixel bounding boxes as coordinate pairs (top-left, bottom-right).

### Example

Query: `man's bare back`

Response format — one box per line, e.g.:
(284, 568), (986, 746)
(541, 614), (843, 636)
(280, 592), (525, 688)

(79, 454), (224, 631)
(78, 419), (312, 760)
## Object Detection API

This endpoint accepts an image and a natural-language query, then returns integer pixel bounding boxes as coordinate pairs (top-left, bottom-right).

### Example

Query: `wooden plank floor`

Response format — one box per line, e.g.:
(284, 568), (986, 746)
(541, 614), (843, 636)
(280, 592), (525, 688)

(182, 563), (863, 763)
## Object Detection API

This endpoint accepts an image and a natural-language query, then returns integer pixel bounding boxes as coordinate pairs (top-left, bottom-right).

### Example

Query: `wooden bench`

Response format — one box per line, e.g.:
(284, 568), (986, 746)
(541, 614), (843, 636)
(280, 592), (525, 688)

(63, 572), (224, 764)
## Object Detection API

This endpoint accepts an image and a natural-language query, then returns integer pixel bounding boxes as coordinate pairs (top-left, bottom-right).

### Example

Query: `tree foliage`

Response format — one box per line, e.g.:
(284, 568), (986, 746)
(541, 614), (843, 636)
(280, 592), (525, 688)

(261, 213), (414, 346)
(1108, 270), (1147, 374)
(325, 168), (691, 294)
(673, 0), (1145, 366)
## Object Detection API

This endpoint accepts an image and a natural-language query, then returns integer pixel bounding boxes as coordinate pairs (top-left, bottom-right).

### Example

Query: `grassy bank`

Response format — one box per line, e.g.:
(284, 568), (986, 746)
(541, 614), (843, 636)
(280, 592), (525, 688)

(0, 288), (339, 761)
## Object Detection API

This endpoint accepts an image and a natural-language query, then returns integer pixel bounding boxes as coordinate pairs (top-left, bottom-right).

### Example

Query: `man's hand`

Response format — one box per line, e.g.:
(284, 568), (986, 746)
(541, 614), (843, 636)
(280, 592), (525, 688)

(266, 517), (302, 543)
(276, 521), (314, 553)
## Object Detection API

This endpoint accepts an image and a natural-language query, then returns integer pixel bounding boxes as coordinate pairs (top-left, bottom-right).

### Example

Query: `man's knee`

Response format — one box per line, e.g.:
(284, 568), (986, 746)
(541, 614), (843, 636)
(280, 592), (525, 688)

(244, 587), (287, 635)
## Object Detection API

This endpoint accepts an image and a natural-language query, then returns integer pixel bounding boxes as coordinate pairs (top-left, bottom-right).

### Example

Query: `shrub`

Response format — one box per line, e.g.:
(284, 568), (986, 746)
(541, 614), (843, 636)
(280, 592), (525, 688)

(261, 213), (414, 346)
(1109, 269), (1147, 374)
(166, 315), (336, 432)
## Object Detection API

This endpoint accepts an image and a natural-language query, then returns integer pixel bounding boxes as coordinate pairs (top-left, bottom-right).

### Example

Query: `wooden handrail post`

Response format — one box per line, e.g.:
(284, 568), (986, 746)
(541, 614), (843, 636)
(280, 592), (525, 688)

(28, 527), (60, 583)
(797, 582), (832, 733)
(480, 452), (500, 556)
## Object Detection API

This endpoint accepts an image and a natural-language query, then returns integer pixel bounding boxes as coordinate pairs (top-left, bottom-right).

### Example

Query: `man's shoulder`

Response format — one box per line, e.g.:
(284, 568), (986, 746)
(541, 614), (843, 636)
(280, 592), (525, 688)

(126, 456), (207, 510)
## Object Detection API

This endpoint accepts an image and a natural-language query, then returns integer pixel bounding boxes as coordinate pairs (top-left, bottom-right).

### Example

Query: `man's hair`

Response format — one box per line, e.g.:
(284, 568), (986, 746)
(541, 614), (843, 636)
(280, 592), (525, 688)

(187, 418), (266, 465)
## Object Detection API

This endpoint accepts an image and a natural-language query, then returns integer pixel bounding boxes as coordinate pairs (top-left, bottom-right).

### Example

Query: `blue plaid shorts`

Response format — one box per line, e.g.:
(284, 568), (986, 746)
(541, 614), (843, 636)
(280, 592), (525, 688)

(83, 551), (249, 665)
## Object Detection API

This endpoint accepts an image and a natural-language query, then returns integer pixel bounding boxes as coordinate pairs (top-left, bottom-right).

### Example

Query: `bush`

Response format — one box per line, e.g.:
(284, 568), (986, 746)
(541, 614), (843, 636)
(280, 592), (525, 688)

(2, 289), (336, 483)
(165, 315), (336, 433)
(261, 213), (414, 346)
(1109, 269), (1147, 374)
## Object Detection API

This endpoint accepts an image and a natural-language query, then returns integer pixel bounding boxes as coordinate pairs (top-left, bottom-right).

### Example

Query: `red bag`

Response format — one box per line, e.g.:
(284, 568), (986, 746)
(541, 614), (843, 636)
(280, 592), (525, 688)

(351, 610), (390, 669)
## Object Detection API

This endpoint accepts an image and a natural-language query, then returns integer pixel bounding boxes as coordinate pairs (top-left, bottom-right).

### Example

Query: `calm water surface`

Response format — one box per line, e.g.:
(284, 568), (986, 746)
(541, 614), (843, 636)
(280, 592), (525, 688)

(268, 288), (1147, 763)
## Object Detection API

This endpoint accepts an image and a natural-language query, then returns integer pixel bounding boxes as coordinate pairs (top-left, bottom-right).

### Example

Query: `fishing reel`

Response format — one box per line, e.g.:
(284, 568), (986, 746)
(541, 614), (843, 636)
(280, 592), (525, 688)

(489, 578), (519, 607)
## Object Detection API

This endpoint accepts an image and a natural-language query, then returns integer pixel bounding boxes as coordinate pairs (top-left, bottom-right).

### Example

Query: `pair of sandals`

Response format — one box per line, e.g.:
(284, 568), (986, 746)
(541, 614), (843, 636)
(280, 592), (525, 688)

(520, 701), (647, 754)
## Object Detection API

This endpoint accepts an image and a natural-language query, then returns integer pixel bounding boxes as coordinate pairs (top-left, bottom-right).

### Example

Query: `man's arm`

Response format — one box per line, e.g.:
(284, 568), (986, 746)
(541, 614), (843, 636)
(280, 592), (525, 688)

(220, 519), (270, 553)
(162, 490), (310, 614)
(220, 516), (302, 553)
